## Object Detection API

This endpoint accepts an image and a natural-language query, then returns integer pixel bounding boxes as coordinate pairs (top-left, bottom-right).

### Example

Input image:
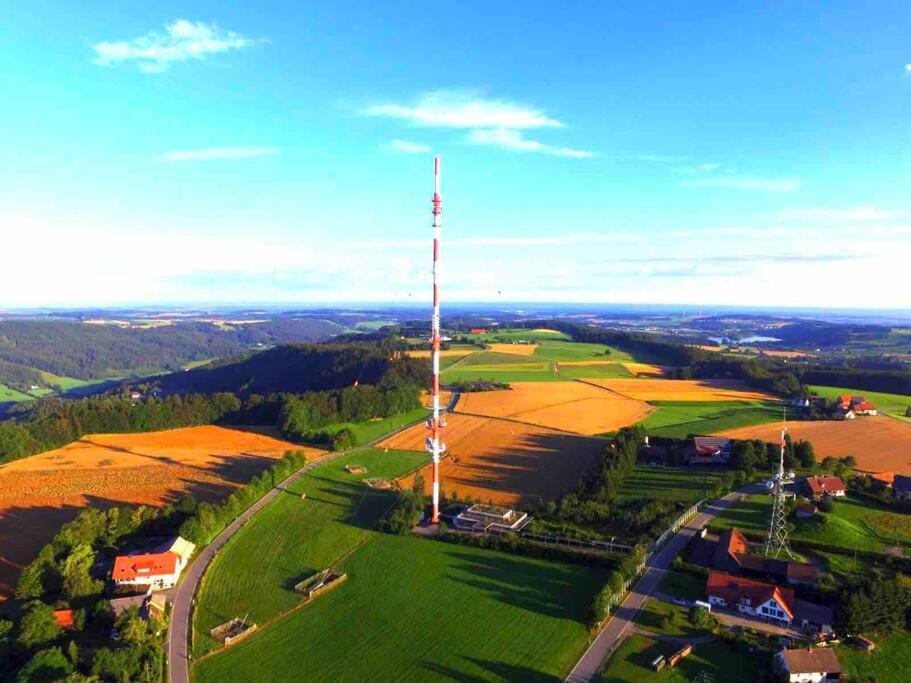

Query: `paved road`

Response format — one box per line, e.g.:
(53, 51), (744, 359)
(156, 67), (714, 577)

(168, 449), (350, 683)
(564, 486), (759, 683)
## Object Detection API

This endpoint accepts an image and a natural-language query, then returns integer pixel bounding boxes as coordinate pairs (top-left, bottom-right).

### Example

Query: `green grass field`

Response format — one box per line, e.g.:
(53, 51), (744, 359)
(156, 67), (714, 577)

(837, 631), (911, 683)
(637, 400), (783, 438)
(601, 634), (759, 683)
(192, 448), (428, 657)
(195, 533), (603, 682)
(0, 383), (35, 402)
(809, 385), (911, 422)
(441, 351), (563, 383)
(633, 600), (699, 638)
(467, 327), (570, 342)
(533, 340), (616, 362)
(319, 407), (430, 445)
(657, 571), (706, 602)
(555, 363), (635, 379)
(619, 466), (726, 503)
(711, 492), (911, 554)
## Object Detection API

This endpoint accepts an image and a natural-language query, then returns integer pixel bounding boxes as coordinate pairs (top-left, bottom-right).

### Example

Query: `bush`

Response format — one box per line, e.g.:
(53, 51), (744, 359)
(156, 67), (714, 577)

(330, 427), (357, 451)
(690, 605), (716, 631)
(818, 497), (835, 513)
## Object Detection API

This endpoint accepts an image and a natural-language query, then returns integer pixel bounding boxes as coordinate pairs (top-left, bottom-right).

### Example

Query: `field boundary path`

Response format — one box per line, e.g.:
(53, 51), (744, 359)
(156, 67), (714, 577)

(167, 408), (444, 683)
(564, 484), (761, 683)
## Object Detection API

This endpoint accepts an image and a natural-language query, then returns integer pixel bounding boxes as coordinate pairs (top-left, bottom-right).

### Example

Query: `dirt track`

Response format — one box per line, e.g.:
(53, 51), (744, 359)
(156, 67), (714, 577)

(720, 416), (911, 474)
(582, 378), (773, 402)
(379, 413), (606, 505)
(0, 426), (322, 598)
(455, 381), (651, 435)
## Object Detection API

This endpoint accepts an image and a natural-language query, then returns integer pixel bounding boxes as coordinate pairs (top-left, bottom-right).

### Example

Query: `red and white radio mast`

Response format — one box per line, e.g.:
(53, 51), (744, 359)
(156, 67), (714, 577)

(427, 155), (445, 524)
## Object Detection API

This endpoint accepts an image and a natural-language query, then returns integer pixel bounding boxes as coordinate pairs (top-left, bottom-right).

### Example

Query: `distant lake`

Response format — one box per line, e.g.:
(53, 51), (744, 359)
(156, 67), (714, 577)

(709, 335), (782, 344)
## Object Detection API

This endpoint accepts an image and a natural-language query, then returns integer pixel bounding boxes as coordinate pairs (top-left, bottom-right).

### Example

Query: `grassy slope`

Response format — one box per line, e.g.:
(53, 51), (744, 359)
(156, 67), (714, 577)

(0, 383), (35, 402)
(619, 466), (727, 503)
(601, 634), (758, 683)
(192, 448), (427, 657)
(837, 631), (911, 683)
(467, 328), (570, 342)
(195, 534), (602, 683)
(555, 364), (634, 380)
(534, 340), (617, 362)
(319, 407), (429, 444)
(441, 350), (562, 383)
(637, 400), (783, 438)
(711, 492), (911, 554)
(809, 385), (911, 422)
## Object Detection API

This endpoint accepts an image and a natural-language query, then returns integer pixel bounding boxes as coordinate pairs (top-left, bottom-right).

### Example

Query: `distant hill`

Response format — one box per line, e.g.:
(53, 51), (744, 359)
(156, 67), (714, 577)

(139, 342), (428, 397)
(0, 318), (344, 386)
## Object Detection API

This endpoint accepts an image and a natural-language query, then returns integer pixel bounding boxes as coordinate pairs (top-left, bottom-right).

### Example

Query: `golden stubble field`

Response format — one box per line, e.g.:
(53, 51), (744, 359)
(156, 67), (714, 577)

(720, 416), (911, 475)
(0, 425), (323, 598)
(379, 413), (606, 506)
(581, 378), (774, 402)
(455, 381), (652, 435)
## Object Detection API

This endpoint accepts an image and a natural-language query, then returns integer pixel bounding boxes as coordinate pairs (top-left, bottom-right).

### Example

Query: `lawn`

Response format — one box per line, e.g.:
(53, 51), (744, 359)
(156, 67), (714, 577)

(633, 600), (699, 638)
(809, 385), (911, 423)
(837, 630), (911, 683)
(555, 363), (635, 379)
(711, 492), (911, 554)
(0, 383), (35, 402)
(619, 466), (727, 504)
(658, 571), (707, 602)
(319, 406), (430, 445)
(192, 447), (428, 657)
(601, 634), (760, 683)
(194, 534), (603, 682)
(442, 352), (563, 383)
(534, 340), (618, 362)
(637, 400), (783, 438)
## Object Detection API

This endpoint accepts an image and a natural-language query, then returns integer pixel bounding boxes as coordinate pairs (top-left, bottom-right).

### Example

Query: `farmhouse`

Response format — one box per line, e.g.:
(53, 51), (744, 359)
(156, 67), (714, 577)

(111, 536), (195, 591)
(792, 600), (835, 637)
(835, 394), (877, 418)
(803, 476), (846, 501)
(687, 436), (733, 465)
(775, 647), (842, 683)
(706, 571), (794, 625)
(469, 328), (488, 335)
(691, 528), (820, 585)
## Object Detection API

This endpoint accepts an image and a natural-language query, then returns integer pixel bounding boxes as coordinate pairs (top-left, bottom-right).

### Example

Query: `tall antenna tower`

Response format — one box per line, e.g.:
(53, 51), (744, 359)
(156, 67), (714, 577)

(763, 425), (795, 559)
(426, 156), (445, 524)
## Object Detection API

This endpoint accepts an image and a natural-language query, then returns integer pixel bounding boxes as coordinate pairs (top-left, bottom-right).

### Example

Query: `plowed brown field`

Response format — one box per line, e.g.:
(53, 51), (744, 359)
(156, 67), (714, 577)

(720, 416), (911, 475)
(0, 426), (322, 598)
(455, 381), (651, 435)
(381, 413), (605, 505)
(582, 378), (773, 402)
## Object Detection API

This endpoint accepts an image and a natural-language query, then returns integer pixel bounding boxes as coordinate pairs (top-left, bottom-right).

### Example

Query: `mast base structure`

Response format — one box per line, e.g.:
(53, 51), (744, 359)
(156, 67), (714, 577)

(427, 155), (444, 524)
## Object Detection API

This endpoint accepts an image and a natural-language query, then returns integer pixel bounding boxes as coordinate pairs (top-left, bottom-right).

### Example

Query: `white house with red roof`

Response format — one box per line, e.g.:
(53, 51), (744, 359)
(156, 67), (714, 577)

(705, 571), (795, 625)
(111, 536), (195, 591)
(803, 475), (846, 501)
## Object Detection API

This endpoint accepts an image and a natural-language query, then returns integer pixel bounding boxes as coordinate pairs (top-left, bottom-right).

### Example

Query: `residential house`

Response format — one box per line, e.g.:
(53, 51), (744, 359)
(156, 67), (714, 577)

(835, 394), (877, 418)
(687, 436), (733, 465)
(775, 647), (843, 682)
(803, 476), (846, 501)
(705, 571), (795, 626)
(691, 528), (820, 585)
(111, 536), (195, 591)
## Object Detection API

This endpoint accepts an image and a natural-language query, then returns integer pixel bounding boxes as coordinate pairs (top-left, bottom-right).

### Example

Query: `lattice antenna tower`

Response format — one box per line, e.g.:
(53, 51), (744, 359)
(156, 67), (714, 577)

(763, 409), (795, 559)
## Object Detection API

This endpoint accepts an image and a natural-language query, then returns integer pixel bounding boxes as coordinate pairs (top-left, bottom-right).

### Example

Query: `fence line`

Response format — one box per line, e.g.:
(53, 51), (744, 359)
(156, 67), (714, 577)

(518, 531), (634, 554)
(651, 498), (706, 555)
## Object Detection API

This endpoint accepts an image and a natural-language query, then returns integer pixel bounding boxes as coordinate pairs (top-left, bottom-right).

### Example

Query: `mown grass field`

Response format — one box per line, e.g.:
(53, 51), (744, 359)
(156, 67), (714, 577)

(632, 600), (699, 638)
(555, 363), (635, 379)
(809, 384), (911, 422)
(192, 447), (427, 657)
(319, 407), (430, 445)
(619, 466), (726, 503)
(711, 492), (911, 554)
(837, 630), (911, 683)
(658, 571), (706, 602)
(442, 350), (563, 383)
(637, 400), (783, 438)
(467, 327), (570, 342)
(195, 534), (603, 682)
(0, 383), (34, 403)
(533, 340), (616, 362)
(601, 634), (758, 683)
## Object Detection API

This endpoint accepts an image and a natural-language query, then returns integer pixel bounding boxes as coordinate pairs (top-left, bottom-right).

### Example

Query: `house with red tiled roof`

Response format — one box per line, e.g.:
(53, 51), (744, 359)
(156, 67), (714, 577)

(111, 536), (195, 591)
(835, 394), (876, 418)
(803, 476), (846, 501)
(53, 610), (75, 630)
(706, 571), (795, 625)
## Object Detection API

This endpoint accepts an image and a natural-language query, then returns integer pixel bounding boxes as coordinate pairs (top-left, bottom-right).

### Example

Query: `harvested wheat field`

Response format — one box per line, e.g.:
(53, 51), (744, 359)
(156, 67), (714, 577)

(486, 343), (539, 356)
(0, 425), (322, 598)
(406, 349), (474, 359)
(583, 378), (774, 402)
(455, 381), (651, 435)
(421, 389), (453, 408)
(720, 416), (911, 475)
(380, 413), (605, 505)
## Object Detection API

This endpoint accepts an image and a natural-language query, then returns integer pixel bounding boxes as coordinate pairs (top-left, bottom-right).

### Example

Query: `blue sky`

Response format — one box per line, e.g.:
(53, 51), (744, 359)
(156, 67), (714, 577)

(1, 1), (909, 308)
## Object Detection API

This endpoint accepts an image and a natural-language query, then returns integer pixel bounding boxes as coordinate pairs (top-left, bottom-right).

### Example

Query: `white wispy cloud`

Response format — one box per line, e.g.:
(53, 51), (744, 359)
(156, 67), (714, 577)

(158, 146), (279, 162)
(388, 139), (431, 154)
(906, 64), (911, 73)
(778, 206), (905, 221)
(361, 89), (562, 129)
(467, 128), (593, 159)
(683, 176), (800, 193)
(93, 19), (257, 73)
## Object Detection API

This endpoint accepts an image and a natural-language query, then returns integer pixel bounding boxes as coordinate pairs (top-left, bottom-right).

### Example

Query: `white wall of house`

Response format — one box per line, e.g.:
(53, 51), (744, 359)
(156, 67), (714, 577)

(114, 571), (179, 590)
(707, 594), (790, 625)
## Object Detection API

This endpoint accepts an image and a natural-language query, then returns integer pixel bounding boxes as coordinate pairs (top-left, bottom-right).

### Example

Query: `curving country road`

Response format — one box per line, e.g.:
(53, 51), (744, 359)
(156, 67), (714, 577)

(167, 397), (459, 683)
(564, 485), (758, 683)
